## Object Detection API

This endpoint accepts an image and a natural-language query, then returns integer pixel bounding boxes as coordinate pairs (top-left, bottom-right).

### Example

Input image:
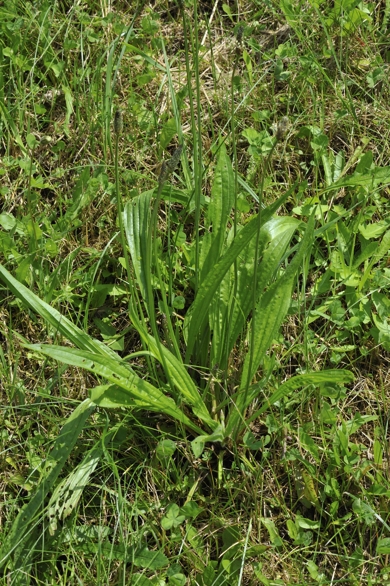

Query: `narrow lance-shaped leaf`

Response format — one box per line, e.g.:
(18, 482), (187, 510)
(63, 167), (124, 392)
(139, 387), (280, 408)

(124, 193), (152, 306)
(226, 215), (315, 437)
(359, 229), (390, 292)
(26, 344), (204, 435)
(0, 399), (95, 571)
(199, 143), (234, 283)
(226, 369), (354, 438)
(125, 302), (217, 431)
(247, 369), (354, 423)
(228, 217), (300, 355)
(142, 332), (218, 431)
(0, 264), (118, 361)
(47, 426), (120, 535)
(184, 182), (299, 362)
(240, 214), (315, 392)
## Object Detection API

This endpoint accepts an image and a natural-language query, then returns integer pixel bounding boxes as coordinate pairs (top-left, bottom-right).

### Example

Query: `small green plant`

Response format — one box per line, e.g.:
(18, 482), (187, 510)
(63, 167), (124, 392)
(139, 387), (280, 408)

(0, 133), (354, 574)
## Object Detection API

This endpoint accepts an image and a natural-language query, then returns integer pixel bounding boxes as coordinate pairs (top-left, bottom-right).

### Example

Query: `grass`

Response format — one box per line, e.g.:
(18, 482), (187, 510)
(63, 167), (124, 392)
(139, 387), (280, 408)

(1, 0), (390, 584)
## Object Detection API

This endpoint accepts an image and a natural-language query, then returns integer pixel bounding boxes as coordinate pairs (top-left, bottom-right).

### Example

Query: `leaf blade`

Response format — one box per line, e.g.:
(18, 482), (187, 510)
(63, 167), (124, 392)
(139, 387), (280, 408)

(27, 344), (204, 434)
(184, 183), (299, 361)
(0, 399), (95, 570)
(0, 264), (118, 360)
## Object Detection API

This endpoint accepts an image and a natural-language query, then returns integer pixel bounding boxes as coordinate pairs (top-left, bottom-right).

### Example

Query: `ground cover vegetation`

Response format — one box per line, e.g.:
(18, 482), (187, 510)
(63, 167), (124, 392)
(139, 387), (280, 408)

(0, 0), (390, 584)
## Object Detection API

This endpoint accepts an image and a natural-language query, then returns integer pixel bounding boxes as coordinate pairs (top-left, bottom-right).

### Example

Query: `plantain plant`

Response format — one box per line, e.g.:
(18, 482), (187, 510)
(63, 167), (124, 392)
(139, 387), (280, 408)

(0, 133), (354, 572)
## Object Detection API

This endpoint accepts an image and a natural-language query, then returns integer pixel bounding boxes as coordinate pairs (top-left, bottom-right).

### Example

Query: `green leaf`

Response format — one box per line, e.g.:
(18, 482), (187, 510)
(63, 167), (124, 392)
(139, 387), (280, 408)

(286, 519), (298, 540)
(228, 216), (300, 358)
(238, 214), (315, 397)
(180, 501), (202, 519)
(299, 429), (319, 462)
(0, 212), (17, 231)
(72, 539), (134, 561)
(207, 233), (232, 369)
(199, 143), (234, 284)
(184, 183), (299, 361)
(292, 462), (321, 511)
(0, 264), (119, 361)
(243, 430), (269, 450)
(352, 498), (376, 526)
(261, 518), (283, 548)
(191, 425), (225, 458)
(280, 0), (299, 24)
(62, 85), (74, 135)
(376, 538), (390, 554)
(168, 572), (186, 586)
(0, 399), (95, 570)
(326, 165), (390, 192)
(159, 117), (177, 149)
(139, 331), (217, 431)
(359, 229), (390, 291)
(28, 345), (204, 434)
(307, 560), (321, 580)
(131, 574), (154, 585)
(295, 516), (321, 530)
(222, 3), (233, 20)
(47, 432), (117, 535)
(355, 151), (373, 173)
(173, 295), (185, 309)
(246, 369), (354, 423)
(359, 221), (388, 240)
(0, 98), (27, 154)
(344, 413), (378, 436)
(124, 192), (152, 306)
(134, 547), (169, 570)
(125, 44), (167, 72)
(156, 439), (177, 463)
(161, 504), (186, 530)
(26, 133), (38, 149)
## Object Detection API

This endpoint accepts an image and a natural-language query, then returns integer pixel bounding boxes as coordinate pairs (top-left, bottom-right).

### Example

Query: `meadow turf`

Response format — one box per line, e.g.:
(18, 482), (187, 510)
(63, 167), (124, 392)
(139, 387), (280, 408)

(1, 1), (390, 584)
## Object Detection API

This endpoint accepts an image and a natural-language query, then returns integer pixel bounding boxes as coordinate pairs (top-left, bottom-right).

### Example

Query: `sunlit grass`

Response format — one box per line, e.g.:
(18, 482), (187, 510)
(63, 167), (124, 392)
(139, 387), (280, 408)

(1, 1), (390, 585)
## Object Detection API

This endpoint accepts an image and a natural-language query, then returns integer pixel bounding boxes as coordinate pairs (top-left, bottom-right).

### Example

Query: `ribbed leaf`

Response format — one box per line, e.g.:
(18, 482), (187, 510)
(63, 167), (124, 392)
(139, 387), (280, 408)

(26, 344), (204, 435)
(124, 192), (152, 305)
(207, 226), (234, 368)
(239, 214), (315, 393)
(184, 183), (299, 362)
(359, 229), (390, 291)
(207, 217), (299, 369)
(247, 369), (355, 422)
(225, 215), (315, 437)
(0, 399), (95, 571)
(0, 264), (118, 361)
(142, 333), (217, 431)
(226, 369), (354, 438)
(47, 430), (119, 535)
(123, 303), (215, 430)
(239, 276), (294, 392)
(199, 143), (234, 283)
(227, 217), (300, 354)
